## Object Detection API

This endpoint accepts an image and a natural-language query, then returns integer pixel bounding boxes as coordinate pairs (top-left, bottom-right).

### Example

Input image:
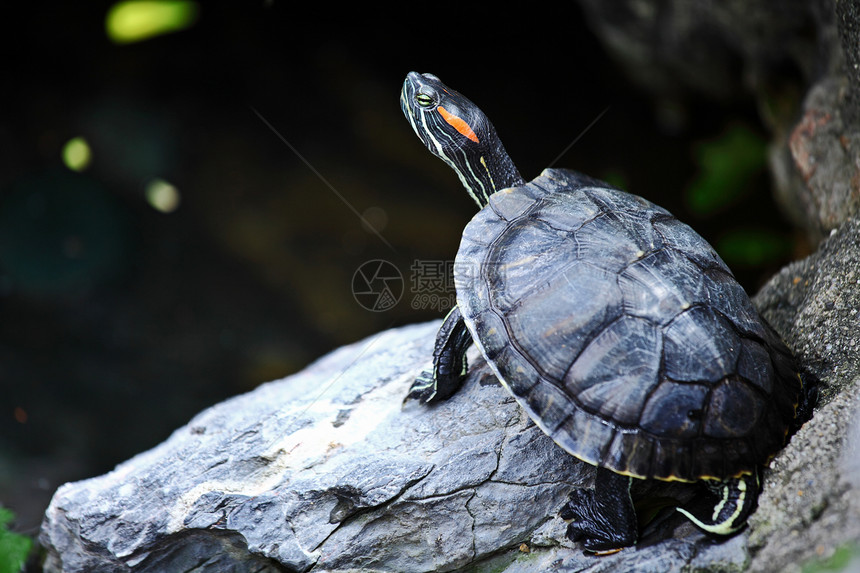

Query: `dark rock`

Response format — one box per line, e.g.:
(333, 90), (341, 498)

(836, 0), (860, 122)
(766, 0), (860, 242)
(770, 74), (860, 241)
(576, 0), (860, 243)
(574, 0), (822, 126)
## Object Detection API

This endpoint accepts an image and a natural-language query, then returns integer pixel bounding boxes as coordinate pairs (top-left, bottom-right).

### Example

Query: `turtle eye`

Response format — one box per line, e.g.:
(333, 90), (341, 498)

(415, 93), (434, 108)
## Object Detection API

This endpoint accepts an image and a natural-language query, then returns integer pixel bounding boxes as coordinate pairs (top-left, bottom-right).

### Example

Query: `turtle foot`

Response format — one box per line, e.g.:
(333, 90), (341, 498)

(559, 468), (638, 553)
(406, 306), (472, 405)
(405, 368), (466, 404)
(406, 371), (439, 404)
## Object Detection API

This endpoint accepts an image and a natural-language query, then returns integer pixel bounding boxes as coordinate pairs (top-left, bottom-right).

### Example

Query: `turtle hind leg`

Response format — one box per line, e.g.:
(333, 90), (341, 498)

(408, 306), (473, 403)
(794, 371), (820, 431)
(676, 470), (759, 536)
(560, 467), (638, 553)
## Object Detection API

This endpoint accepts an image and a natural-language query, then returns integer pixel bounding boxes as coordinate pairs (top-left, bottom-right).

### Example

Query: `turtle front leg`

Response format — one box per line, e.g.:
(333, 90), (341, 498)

(676, 470), (759, 535)
(560, 466), (638, 553)
(408, 306), (473, 403)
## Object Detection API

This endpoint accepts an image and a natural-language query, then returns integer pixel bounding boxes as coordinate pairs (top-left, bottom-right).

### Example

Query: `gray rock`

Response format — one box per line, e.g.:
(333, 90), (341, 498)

(748, 377), (860, 573)
(756, 217), (860, 393)
(39, 322), (597, 573)
(748, 216), (860, 572)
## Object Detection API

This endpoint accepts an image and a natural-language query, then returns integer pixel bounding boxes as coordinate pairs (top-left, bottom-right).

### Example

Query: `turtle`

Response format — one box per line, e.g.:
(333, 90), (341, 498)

(400, 71), (814, 553)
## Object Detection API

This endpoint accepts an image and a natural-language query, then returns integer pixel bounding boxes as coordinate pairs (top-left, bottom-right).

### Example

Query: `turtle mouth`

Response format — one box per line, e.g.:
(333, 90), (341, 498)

(399, 75), (416, 113)
(400, 72), (435, 147)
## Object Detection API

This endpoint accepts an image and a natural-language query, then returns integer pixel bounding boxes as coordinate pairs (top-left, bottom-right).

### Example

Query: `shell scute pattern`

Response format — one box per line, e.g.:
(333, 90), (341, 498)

(502, 260), (625, 382)
(483, 218), (572, 313)
(618, 249), (706, 325)
(703, 270), (769, 340)
(572, 212), (662, 274)
(662, 306), (740, 383)
(551, 406), (616, 467)
(457, 169), (800, 481)
(704, 379), (765, 438)
(487, 186), (538, 221)
(564, 316), (662, 427)
(603, 430), (654, 475)
(639, 381), (710, 439)
(652, 216), (728, 272)
(736, 342), (775, 394)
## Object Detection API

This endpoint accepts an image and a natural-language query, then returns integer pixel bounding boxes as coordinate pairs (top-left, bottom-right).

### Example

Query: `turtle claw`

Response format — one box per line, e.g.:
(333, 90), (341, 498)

(406, 371), (439, 404)
(559, 469), (638, 553)
(561, 490), (635, 553)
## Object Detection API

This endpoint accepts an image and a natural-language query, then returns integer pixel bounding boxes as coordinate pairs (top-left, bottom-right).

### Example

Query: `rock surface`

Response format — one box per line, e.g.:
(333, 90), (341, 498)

(750, 217), (860, 572)
(38, 209), (860, 571)
(40, 322), (595, 573)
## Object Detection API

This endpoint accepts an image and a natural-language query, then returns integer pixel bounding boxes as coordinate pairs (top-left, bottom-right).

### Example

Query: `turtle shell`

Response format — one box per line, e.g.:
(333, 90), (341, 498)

(456, 168), (802, 482)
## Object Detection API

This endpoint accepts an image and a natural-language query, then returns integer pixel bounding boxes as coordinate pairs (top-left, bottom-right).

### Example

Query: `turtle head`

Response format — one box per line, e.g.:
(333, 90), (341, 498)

(401, 72), (524, 208)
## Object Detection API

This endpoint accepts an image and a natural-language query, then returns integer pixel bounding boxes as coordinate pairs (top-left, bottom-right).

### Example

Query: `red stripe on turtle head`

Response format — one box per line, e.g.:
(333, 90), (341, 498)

(437, 106), (480, 143)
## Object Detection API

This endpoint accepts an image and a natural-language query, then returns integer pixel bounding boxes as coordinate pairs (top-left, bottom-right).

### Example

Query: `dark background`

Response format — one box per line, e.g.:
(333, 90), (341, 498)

(1, 2), (796, 538)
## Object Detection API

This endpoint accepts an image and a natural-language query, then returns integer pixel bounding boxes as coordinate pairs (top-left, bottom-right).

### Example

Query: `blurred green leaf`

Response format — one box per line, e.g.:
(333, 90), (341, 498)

(106, 0), (199, 44)
(0, 508), (31, 573)
(715, 228), (790, 267)
(61, 136), (92, 172)
(687, 124), (767, 215)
